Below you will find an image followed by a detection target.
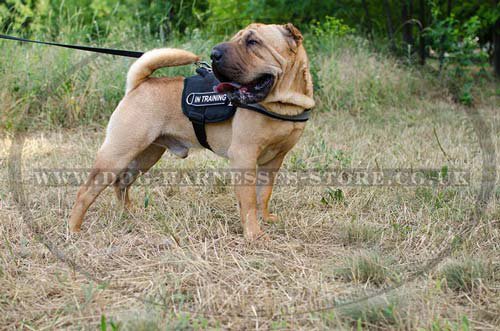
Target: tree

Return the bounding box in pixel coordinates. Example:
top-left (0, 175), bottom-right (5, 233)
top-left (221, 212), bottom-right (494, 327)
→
top-left (418, 0), bottom-right (426, 65)
top-left (494, 0), bottom-right (500, 77)
top-left (361, 0), bottom-right (373, 40)
top-left (402, 0), bottom-right (414, 46)
top-left (382, 0), bottom-right (396, 51)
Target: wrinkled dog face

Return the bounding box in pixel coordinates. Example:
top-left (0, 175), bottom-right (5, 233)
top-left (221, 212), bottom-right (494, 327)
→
top-left (211, 23), bottom-right (303, 104)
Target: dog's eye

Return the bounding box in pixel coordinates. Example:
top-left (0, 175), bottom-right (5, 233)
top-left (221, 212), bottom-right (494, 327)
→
top-left (246, 39), bottom-right (259, 46)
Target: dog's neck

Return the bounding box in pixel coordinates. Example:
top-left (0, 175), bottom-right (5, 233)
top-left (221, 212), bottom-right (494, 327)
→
top-left (260, 46), bottom-right (315, 116)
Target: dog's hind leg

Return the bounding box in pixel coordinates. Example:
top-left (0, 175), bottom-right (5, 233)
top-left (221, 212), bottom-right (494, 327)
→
top-left (113, 135), bottom-right (189, 207)
top-left (69, 116), bottom-right (163, 233)
top-left (69, 149), bottom-right (138, 233)
top-left (113, 143), bottom-right (167, 208)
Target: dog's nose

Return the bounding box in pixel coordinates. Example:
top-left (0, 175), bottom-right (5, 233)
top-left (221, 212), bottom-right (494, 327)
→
top-left (210, 47), bottom-right (223, 62)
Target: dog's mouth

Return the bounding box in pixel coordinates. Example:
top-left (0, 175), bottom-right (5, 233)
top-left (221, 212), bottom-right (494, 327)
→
top-left (214, 74), bottom-right (275, 104)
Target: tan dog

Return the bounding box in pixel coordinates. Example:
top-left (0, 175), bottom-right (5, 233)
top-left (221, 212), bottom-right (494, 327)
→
top-left (69, 23), bottom-right (315, 240)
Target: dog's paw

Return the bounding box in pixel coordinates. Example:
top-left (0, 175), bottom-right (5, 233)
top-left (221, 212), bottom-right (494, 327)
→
top-left (124, 201), bottom-right (139, 213)
top-left (68, 225), bottom-right (82, 234)
top-left (245, 229), bottom-right (270, 241)
top-left (257, 232), bottom-right (270, 241)
top-left (263, 213), bottom-right (279, 223)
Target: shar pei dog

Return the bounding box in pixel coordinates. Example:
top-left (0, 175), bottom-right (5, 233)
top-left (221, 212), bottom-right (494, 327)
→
top-left (69, 23), bottom-right (315, 240)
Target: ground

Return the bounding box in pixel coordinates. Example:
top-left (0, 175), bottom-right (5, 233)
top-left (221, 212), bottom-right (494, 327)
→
top-left (1, 94), bottom-right (499, 329)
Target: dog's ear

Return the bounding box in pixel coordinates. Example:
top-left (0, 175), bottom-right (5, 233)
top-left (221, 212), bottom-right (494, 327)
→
top-left (283, 23), bottom-right (303, 48)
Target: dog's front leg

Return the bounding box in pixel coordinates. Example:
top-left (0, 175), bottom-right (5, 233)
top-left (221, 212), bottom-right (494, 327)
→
top-left (229, 147), bottom-right (263, 240)
top-left (257, 152), bottom-right (286, 223)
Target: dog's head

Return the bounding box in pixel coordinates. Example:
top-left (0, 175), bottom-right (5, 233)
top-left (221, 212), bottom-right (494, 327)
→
top-left (211, 23), bottom-right (314, 111)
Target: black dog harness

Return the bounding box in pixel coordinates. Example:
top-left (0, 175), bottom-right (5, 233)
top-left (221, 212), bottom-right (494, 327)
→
top-left (182, 65), bottom-right (311, 151)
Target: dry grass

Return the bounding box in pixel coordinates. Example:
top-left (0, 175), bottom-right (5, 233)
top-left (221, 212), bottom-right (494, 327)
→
top-left (1, 103), bottom-right (499, 329)
top-left (1, 35), bottom-right (499, 330)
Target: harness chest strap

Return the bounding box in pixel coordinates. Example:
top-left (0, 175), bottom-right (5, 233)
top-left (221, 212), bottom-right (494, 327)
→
top-left (189, 112), bottom-right (214, 151)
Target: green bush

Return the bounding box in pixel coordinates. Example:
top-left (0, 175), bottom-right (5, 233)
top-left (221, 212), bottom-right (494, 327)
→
top-left (425, 4), bottom-right (490, 105)
top-left (311, 16), bottom-right (354, 38)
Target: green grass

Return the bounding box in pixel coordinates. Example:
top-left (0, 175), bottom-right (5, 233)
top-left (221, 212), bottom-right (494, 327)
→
top-left (439, 258), bottom-right (495, 293)
top-left (337, 251), bottom-right (398, 286)
top-left (337, 297), bottom-right (404, 329)
top-left (309, 35), bottom-right (427, 116)
top-left (340, 220), bottom-right (381, 246)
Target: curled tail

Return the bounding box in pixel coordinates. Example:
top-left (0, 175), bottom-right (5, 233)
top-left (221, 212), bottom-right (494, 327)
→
top-left (126, 48), bottom-right (199, 94)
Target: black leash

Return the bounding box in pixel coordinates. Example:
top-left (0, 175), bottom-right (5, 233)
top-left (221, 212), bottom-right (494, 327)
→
top-left (236, 103), bottom-right (311, 122)
top-left (0, 34), bottom-right (144, 58)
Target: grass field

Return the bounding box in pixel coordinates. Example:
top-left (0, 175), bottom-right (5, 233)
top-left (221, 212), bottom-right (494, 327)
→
top-left (1, 31), bottom-right (499, 329)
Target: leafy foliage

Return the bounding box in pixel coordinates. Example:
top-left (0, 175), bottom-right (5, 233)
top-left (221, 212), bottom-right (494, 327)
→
top-left (0, 0), bottom-right (208, 40)
top-left (311, 16), bottom-right (354, 38)
top-left (425, 4), bottom-right (490, 105)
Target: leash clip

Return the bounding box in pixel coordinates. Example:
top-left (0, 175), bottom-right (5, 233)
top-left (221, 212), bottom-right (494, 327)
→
top-left (194, 61), bottom-right (212, 72)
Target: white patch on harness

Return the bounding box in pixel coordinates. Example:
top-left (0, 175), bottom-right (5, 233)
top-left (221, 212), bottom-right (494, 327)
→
top-left (186, 92), bottom-right (232, 107)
